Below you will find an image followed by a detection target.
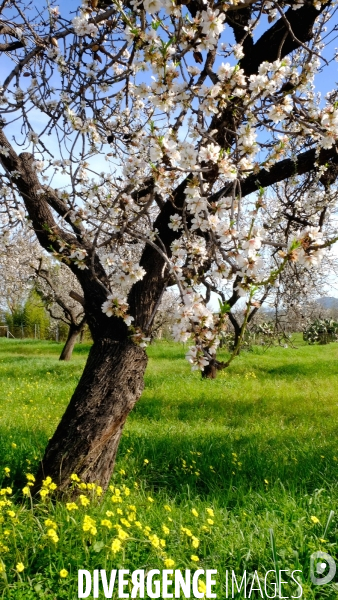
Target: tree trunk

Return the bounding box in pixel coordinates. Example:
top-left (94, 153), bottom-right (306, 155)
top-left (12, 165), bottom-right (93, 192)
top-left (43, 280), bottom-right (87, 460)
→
top-left (202, 360), bottom-right (217, 379)
top-left (34, 339), bottom-right (147, 494)
top-left (59, 323), bottom-right (83, 361)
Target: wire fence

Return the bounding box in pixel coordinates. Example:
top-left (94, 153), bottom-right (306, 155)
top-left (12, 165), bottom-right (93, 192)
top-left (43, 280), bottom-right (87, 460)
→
top-left (0, 324), bottom-right (91, 343)
top-left (0, 324), bottom-right (66, 341)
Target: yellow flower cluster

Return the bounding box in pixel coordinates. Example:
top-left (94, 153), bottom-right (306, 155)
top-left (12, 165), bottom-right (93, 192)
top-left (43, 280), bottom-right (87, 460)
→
top-left (83, 515), bottom-right (97, 536)
top-left (45, 518), bottom-right (59, 543)
top-left (70, 474), bottom-right (103, 496)
top-left (0, 469), bottom-right (222, 582)
top-left (39, 476), bottom-right (57, 499)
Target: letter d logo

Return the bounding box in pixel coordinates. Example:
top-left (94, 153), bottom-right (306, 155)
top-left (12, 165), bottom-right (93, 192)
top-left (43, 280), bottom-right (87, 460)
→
top-left (310, 551), bottom-right (336, 586)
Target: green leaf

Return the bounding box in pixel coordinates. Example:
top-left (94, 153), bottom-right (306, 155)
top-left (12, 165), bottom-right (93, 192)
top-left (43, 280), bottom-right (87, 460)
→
top-left (93, 540), bottom-right (105, 553)
top-left (218, 300), bottom-right (231, 315)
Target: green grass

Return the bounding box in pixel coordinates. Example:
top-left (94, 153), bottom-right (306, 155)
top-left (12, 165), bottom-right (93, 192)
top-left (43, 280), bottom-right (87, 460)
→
top-left (0, 338), bottom-right (338, 598)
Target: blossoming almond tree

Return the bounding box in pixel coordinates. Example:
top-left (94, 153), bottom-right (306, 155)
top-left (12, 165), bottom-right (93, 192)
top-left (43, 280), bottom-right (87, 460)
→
top-left (1, 0), bottom-right (338, 492)
top-left (0, 228), bottom-right (86, 358)
top-left (33, 258), bottom-right (87, 360)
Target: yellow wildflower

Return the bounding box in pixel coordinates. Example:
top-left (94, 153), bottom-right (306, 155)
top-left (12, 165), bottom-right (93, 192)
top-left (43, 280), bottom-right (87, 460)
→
top-left (70, 474), bottom-right (80, 483)
top-left (192, 508), bottom-right (199, 517)
top-left (59, 569), bottom-right (68, 578)
top-left (192, 536), bottom-right (200, 548)
top-left (191, 555), bottom-right (199, 562)
top-left (79, 495), bottom-right (90, 507)
top-left (162, 525), bottom-right (170, 535)
top-left (164, 505), bottom-right (171, 512)
top-left (120, 518), bottom-right (131, 528)
top-left (311, 516), bottom-right (320, 524)
top-left (66, 502), bottom-right (78, 511)
top-left (45, 519), bottom-right (57, 529)
top-left (83, 515), bottom-right (97, 535)
top-left (39, 489), bottom-right (49, 498)
top-left (101, 519), bottom-right (112, 529)
top-left (149, 534), bottom-right (160, 548)
top-left (16, 562), bottom-right (24, 572)
top-left (47, 529), bottom-right (59, 543)
top-left (198, 580), bottom-right (207, 596)
top-left (117, 528), bottom-right (128, 541)
top-left (206, 508), bottom-right (214, 517)
top-left (164, 558), bottom-right (175, 568)
top-left (111, 495), bottom-right (122, 503)
top-left (111, 538), bottom-right (122, 553)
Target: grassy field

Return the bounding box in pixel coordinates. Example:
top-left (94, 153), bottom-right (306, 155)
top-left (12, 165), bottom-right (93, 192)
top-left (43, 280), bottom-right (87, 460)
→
top-left (0, 337), bottom-right (338, 598)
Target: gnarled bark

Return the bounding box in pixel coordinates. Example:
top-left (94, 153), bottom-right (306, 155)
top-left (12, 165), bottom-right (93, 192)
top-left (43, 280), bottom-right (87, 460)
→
top-left (34, 339), bottom-right (147, 493)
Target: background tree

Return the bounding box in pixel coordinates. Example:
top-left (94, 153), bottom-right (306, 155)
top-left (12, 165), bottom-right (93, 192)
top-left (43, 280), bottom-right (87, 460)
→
top-left (1, 0), bottom-right (338, 492)
top-left (33, 260), bottom-right (87, 360)
top-left (0, 230), bottom-right (36, 318)
top-left (0, 228), bottom-right (86, 353)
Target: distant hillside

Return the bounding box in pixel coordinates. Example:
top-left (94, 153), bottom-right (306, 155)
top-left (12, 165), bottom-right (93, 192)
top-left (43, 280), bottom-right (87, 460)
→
top-left (317, 297), bottom-right (338, 309)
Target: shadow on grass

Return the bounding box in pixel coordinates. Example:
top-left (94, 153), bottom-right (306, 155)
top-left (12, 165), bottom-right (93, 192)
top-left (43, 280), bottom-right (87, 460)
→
top-left (2, 418), bottom-right (338, 508)
top-left (116, 426), bottom-right (338, 502)
top-left (262, 362), bottom-right (338, 378)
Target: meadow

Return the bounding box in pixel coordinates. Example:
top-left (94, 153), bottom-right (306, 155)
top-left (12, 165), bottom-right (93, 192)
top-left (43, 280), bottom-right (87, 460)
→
top-left (0, 337), bottom-right (337, 599)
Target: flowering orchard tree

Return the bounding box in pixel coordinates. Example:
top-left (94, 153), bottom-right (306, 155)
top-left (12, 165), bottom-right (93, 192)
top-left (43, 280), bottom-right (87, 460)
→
top-left (1, 0), bottom-right (338, 491)
top-left (0, 230), bottom-right (39, 316)
top-left (0, 228), bottom-right (85, 357)
top-left (33, 257), bottom-right (87, 360)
